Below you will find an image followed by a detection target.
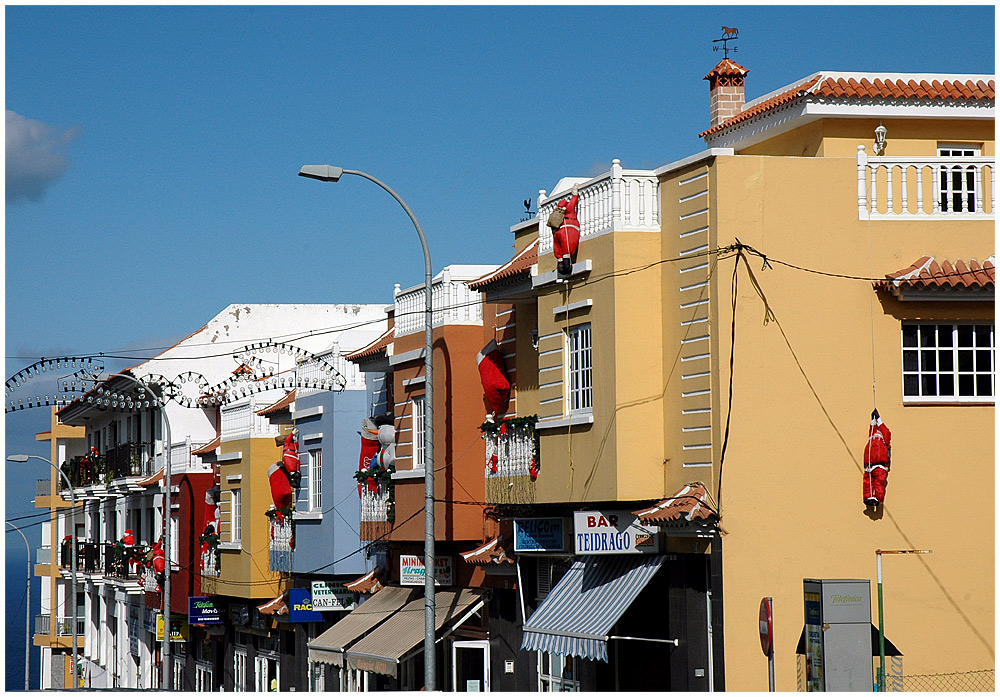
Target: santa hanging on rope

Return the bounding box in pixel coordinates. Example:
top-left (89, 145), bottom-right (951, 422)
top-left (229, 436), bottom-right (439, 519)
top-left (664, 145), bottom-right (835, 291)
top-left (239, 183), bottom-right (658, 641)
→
top-left (549, 183), bottom-right (580, 277)
top-left (863, 408), bottom-right (891, 506)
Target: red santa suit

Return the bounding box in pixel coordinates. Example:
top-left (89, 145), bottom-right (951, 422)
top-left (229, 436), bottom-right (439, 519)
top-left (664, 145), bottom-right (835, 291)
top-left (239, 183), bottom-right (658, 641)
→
top-left (863, 410), bottom-right (891, 506)
top-left (552, 193), bottom-right (580, 269)
top-left (282, 430), bottom-right (300, 488)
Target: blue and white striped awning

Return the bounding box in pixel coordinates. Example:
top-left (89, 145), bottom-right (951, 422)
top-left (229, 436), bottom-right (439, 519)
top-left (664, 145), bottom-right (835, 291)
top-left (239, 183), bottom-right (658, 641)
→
top-left (521, 554), bottom-right (666, 662)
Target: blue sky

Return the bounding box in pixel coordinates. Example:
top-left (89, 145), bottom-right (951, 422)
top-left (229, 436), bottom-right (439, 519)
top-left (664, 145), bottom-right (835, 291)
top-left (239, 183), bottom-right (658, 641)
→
top-left (4, 4), bottom-right (995, 537)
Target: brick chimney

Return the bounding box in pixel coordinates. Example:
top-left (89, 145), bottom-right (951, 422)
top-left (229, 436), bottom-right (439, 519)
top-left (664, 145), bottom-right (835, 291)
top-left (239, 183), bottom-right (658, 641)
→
top-left (705, 59), bottom-right (749, 129)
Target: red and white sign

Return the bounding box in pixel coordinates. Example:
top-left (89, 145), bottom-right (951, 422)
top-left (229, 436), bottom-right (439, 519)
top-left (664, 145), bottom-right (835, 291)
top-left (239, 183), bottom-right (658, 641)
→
top-left (759, 597), bottom-right (773, 656)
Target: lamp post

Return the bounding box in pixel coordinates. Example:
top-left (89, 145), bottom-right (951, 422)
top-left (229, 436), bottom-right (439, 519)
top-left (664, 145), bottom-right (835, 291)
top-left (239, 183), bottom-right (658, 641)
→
top-left (298, 164), bottom-right (437, 689)
top-left (8, 454), bottom-right (77, 690)
top-left (7, 520), bottom-right (32, 690)
top-left (93, 371), bottom-right (174, 689)
top-left (875, 549), bottom-right (931, 691)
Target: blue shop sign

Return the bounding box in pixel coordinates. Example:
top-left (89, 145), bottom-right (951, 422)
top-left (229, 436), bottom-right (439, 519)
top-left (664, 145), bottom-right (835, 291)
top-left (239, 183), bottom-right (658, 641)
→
top-left (288, 588), bottom-right (324, 622)
top-left (188, 596), bottom-right (224, 625)
top-left (514, 518), bottom-right (565, 552)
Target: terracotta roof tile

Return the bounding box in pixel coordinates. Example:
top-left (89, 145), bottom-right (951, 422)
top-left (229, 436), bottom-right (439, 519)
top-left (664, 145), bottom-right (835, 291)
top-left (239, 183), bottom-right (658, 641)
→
top-left (703, 58), bottom-right (749, 80)
top-left (344, 326), bottom-right (394, 362)
top-left (633, 482), bottom-right (719, 524)
top-left (874, 255), bottom-right (995, 292)
top-left (467, 239), bottom-right (539, 291)
top-left (137, 469), bottom-right (164, 487)
top-left (701, 72), bottom-right (995, 139)
top-left (345, 567), bottom-right (383, 595)
top-left (460, 536), bottom-right (514, 566)
top-left (192, 436), bottom-right (221, 456)
top-left (256, 390), bottom-right (295, 416)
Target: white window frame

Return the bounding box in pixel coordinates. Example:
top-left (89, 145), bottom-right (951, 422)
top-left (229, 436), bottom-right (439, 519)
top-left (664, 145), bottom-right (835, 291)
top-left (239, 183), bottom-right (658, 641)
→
top-left (412, 396), bottom-right (426, 470)
top-left (172, 652), bottom-right (185, 690)
top-left (938, 144), bottom-right (981, 213)
top-left (565, 323), bottom-right (593, 414)
top-left (310, 449), bottom-right (323, 511)
top-left (231, 488), bottom-right (242, 544)
top-left (537, 651), bottom-right (580, 692)
top-left (169, 517), bottom-right (179, 566)
top-left (234, 647), bottom-right (248, 692)
top-left (194, 661), bottom-right (213, 691)
top-left (902, 322), bottom-right (994, 403)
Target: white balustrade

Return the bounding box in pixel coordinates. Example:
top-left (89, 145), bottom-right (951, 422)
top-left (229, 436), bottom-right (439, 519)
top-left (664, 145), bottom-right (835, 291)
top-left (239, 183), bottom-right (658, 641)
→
top-left (394, 274), bottom-right (486, 337)
top-left (485, 423), bottom-right (536, 479)
top-left (538, 160), bottom-right (661, 255)
top-left (268, 515), bottom-right (294, 572)
top-left (857, 146), bottom-right (995, 220)
top-left (200, 547), bottom-right (220, 578)
top-left (360, 487), bottom-right (391, 522)
top-left (221, 400), bottom-right (279, 442)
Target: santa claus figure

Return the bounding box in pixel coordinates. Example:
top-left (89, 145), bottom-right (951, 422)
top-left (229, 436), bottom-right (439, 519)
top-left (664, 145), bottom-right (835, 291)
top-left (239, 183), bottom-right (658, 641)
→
top-left (551, 183), bottom-right (580, 276)
top-left (201, 485), bottom-right (221, 552)
top-left (477, 338), bottom-right (511, 417)
top-left (863, 409), bottom-right (891, 506)
top-left (268, 462), bottom-right (293, 520)
top-left (282, 429), bottom-right (301, 489)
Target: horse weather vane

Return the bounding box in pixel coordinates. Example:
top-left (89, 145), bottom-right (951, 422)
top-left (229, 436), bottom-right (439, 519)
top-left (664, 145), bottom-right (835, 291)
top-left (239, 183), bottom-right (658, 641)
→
top-left (713, 26), bottom-right (739, 60)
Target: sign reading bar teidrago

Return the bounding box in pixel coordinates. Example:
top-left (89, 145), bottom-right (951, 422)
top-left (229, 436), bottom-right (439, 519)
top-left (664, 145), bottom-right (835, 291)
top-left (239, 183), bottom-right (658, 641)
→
top-left (573, 510), bottom-right (661, 555)
top-left (310, 581), bottom-right (356, 612)
top-left (188, 596), bottom-right (224, 625)
top-left (400, 555), bottom-right (454, 586)
top-left (288, 588), bottom-right (324, 622)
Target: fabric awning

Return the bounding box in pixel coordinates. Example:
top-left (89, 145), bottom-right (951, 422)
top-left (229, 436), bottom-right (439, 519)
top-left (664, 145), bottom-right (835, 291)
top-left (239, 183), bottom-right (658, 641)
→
top-left (521, 555), bottom-right (666, 662)
top-left (308, 586), bottom-right (419, 666)
top-left (344, 588), bottom-right (487, 677)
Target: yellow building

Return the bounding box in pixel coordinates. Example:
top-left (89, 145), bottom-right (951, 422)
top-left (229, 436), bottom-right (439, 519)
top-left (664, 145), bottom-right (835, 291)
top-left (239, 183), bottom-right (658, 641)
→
top-left (478, 61), bottom-right (993, 691)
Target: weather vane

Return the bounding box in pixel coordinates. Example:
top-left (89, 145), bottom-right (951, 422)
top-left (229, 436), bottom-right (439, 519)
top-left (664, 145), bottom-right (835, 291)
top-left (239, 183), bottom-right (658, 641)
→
top-left (713, 26), bottom-right (739, 60)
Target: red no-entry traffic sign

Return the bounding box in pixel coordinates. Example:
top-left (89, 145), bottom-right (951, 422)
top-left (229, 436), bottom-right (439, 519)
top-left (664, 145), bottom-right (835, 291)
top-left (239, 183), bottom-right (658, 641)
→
top-left (759, 597), bottom-right (773, 656)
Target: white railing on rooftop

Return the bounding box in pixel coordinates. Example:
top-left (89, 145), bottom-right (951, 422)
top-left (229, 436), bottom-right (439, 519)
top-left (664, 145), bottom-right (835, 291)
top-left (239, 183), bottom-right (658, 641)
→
top-left (299, 350), bottom-right (364, 392)
top-left (221, 400), bottom-right (279, 442)
top-left (538, 159), bottom-right (660, 255)
top-left (394, 272), bottom-right (485, 337)
top-left (857, 147), bottom-right (995, 220)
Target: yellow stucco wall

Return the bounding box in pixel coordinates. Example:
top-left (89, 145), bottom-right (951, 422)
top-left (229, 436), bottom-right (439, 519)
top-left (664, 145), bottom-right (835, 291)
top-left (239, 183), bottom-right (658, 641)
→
top-left (695, 140), bottom-right (994, 688)
top-left (215, 435), bottom-right (284, 599)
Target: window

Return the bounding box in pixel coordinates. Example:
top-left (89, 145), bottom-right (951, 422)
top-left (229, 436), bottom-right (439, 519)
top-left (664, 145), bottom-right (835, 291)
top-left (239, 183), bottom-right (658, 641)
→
top-left (938, 145), bottom-right (981, 213)
top-left (231, 489), bottom-right (242, 544)
top-left (537, 652), bottom-right (580, 692)
top-left (902, 323), bottom-right (994, 402)
top-left (169, 517), bottom-right (178, 565)
top-left (310, 449), bottom-right (322, 510)
top-left (566, 323), bottom-right (593, 413)
top-left (234, 648), bottom-right (248, 692)
top-left (195, 662), bottom-right (213, 691)
top-left (412, 396), bottom-right (426, 469)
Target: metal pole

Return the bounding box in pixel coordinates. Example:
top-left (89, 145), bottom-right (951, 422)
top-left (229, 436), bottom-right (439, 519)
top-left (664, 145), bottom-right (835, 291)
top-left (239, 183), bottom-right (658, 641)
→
top-left (340, 169), bottom-right (436, 690)
top-left (7, 521), bottom-right (32, 690)
top-left (876, 552), bottom-right (885, 692)
top-left (23, 456), bottom-right (77, 690)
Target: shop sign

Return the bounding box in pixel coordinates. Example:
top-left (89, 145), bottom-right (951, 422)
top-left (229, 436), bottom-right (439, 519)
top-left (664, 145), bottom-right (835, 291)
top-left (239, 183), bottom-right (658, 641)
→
top-left (400, 554), bottom-right (453, 586)
top-left (572, 510), bottom-right (661, 555)
top-left (156, 614), bottom-right (189, 642)
top-left (128, 605), bottom-right (141, 656)
top-left (310, 581), bottom-right (356, 611)
top-left (513, 518), bottom-right (565, 552)
top-left (188, 596), bottom-right (224, 625)
top-left (288, 588), bottom-right (324, 622)
top-left (143, 608), bottom-right (158, 634)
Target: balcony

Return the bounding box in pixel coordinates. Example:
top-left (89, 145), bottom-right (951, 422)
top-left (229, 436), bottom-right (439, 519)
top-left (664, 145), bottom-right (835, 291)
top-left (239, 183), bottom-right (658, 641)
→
top-left (393, 269), bottom-right (489, 337)
top-left (360, 487), bottom-right (392, 541)
top-left (268, 514), bottom-right (294, 573)
top-left (36, 546), bottom-right (51, 565)
top-left (221, 401), bottom-right (279, 442)
top-left (35, 614), bottom-right (85, 637)
top-left (58, 441), bottom-right (156, 490)
top-left (36, 479), bottom-right (50, 497)
top-left (484, 418), bottom-right (539, 505)
top-left (200, 545), bottom-right (220, 579)
top-left (59, 539), bottom-right (148, 584)
top-left (537, 160), bottom-right (660, 256)
top-left (857, 148), bottom-right (994, 220)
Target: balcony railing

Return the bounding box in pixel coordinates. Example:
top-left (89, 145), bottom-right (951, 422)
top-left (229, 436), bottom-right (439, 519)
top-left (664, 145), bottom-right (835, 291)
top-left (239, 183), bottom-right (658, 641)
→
top-left (36, 546), bottom-right (51, 565)
top-left (394, 271), bottom-right (486, 337)
top-left (268, 516), bottom-right (294, 573)
top-left (35, 614), bottom-right (85, 637)
top-left (857, 148), bottom-right (995, 220)
top-left (59, 539), bottom-right (148, 579)
top-left (537, 160), bottom-right (660, 256)
top-left (200, 546), bottom-right (221, 579)
top-left (221, 401), bottom-right (279, 442)
top-left (36, 479), bottom-right (50, 497)
top-left (59, 441), bottom-right (156, 489)
top-left (484, 418), bottom-right (538, 505)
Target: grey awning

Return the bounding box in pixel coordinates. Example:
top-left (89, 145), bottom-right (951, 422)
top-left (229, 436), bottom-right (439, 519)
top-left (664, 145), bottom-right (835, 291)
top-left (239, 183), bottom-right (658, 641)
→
top-left (521, 555), bottom-right (665, 662)
top-left (344, 588), bottom-right (487, 677)
top-left (307, 586), bottom-right (419, 666)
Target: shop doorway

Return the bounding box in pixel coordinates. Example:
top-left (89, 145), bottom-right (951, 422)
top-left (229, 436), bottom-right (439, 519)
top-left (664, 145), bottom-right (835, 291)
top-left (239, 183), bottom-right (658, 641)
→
top-left (452, 640), bottom-right (490, 692)
top-left (254, 654), bottom-right (279, 692)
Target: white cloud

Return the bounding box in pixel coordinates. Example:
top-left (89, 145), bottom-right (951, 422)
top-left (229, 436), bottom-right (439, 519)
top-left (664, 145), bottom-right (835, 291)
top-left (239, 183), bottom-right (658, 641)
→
top-left (5, 110), bottom-right (80, 202)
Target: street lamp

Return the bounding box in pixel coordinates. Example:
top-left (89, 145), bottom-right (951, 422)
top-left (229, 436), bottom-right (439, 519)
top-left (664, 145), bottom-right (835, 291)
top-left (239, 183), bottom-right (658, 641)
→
top-left (92, 371), bottom-right (174, 689)
top-left (9, 454), bottom-right (77, 690)
top-left (7, 520), bottom-right (32, 690)
top-left (299, 164), bottom-right (438, 690)
top-left (875, 548), bottom-right (931, 691)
